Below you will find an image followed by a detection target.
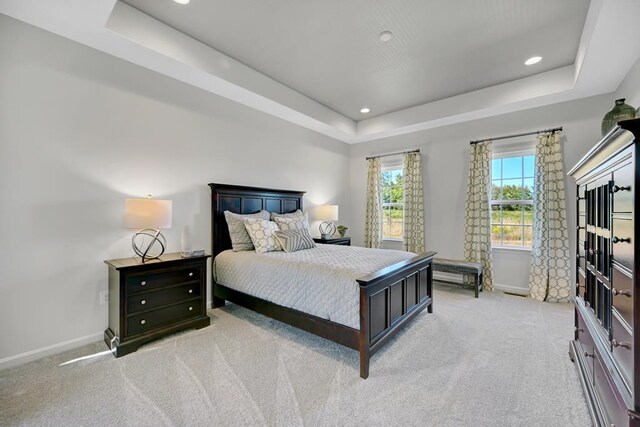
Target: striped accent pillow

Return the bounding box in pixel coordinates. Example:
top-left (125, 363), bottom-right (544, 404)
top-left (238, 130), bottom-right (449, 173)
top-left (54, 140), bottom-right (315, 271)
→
top-left (274, 228), bottom-right (316, 253)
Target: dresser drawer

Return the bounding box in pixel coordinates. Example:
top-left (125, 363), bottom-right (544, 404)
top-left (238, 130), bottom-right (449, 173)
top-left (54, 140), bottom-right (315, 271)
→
top-left (610, 314), bottom-right (633, 390)
top-left (611, 218), bottom-right (633, 270)
top-left (593, 349), bottom-right (628, 427)
top-left (576, 307), bottom-right (595, 381)
top-left (611, 266), bottom-right (633, 330)
top-left (612, 163), bottom-right (633, 213)
top-left (127, 283), bottom-right (201, 314)
top-left (126, 265), bottom-right (202, 294)
top-left (127, 300), bottom-right (202, 336)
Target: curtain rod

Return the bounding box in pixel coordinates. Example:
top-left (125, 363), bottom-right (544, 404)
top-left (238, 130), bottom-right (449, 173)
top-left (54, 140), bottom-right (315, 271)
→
top-left (366, 149), bottom-right (420, 160)
top-left (469, 126), bottom-right (563, 145)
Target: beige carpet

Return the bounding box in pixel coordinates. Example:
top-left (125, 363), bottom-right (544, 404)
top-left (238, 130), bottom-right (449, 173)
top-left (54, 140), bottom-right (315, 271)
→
top-left (1, 285), bottom-right (590, 426)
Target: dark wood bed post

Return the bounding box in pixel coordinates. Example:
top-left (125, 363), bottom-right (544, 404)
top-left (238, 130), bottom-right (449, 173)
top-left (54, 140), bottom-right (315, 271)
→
top-left (359, 289), bottom-right (371, 379)
top-left (209, 183), bottom-right (435, 378)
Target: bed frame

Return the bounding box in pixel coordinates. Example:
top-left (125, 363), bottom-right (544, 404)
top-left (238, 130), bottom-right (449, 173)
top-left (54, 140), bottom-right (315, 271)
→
top-left (209, 183), bottom-right (435, 378)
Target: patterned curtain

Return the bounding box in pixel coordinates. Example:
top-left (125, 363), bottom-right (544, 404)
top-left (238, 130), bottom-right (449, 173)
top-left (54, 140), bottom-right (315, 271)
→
top-left (529, 132), bottom-right (571, 302)
top-left (463, 142), bottom-right (494, 291)
top-left (403, 152), bottom-right (425, 253)
top-left (364, 158), bottom-right (383, 248)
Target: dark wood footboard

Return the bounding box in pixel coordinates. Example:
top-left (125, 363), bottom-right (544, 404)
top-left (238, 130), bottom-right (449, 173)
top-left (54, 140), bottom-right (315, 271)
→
top-left (212, 251), bottom-right (435, 379)
top-left (356, 251), bottom-right (435, 378)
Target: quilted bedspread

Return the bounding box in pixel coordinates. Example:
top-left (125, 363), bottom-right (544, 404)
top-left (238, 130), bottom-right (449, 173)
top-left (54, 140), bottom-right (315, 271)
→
top-left (213, 244), bottom-right (416, 329)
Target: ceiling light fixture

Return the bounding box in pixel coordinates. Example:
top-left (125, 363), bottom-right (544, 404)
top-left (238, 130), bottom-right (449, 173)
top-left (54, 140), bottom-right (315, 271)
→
top-left (378, 31), bottom-right (393, 42)
top-left (360, 107), bottom-right (370, 114)
top-left (174, 0), bottom-right (190, 4)
top-left (524, 56), bottom-right (542, 66)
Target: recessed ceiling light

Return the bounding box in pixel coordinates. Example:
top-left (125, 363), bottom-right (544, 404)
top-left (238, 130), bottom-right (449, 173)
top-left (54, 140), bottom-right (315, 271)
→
top-left (524, 56), bottom-right (542, 66)
top-left (379, 31), bottom-right (393, 42)
top-left (360, 107), bottom-right (370, 114)
top-left (174, 0), bottom-right (190, 4)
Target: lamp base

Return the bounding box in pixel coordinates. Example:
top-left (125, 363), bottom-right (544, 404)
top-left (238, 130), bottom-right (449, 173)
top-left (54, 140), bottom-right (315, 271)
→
top-left (319, 221), bottom-right (336, 239)
top-left (132, 228), bottom-right (167, 263)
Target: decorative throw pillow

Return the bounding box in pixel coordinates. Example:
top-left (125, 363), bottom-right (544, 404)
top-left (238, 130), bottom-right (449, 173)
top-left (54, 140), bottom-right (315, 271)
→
top-left (271, 210), bottom-right (310, 231)
top-left (243, 218), bottom-right (282, 253)
top-left (274, 228), bottom-right (316, 253)
top-left (224, 210), bottom-right (270, 251)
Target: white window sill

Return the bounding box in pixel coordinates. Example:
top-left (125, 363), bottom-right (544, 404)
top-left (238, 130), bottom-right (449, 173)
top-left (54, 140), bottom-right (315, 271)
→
top-left (492, 246), bottom-right (532, 252)
top-left (382, 238), bottom-right (403, 242)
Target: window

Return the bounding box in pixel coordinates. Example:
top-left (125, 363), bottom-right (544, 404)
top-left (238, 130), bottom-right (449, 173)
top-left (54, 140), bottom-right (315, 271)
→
top-left (491, 154), bottom-right (535, 247)
top-left (381, 167), bottom-right (404, 240)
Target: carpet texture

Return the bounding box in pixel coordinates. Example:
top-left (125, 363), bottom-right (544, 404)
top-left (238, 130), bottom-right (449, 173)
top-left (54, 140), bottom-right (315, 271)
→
top-left (0, 285), bottom-right (590, 426)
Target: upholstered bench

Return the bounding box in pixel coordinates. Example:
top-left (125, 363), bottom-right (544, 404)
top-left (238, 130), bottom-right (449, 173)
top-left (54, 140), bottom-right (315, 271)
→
top-left (432, 258), bottom-right (483, 298)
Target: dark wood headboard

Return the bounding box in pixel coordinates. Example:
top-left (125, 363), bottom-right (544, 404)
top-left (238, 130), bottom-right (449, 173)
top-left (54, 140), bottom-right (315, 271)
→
top-left (209, 183), bottom-right (305, 257)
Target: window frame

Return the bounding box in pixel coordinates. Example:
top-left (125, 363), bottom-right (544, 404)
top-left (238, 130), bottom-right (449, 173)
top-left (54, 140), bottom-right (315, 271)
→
top-left (490, 150), bottom-right (535, 250)
top-left (381, 164), bottom-right (404, 242)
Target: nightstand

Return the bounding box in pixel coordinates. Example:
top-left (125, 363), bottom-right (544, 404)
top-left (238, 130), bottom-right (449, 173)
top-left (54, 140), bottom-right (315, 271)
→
top-left (104, 253), bottom-right (211, 357)
top-left (313, 236), bottom-right (351, 246)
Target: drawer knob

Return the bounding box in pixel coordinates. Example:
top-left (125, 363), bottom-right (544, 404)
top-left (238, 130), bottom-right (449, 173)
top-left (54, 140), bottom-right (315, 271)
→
top-left (140, 319), bottom-right (146, 325)
top-left (189, 272), bottom-right (194, 277)
top-left (612, 288), bottom-right (632, 297)
top-left (612, 236), bottom-right (631, 244)
top-left (588, 248), bottom-right (600, 255)
top-left (612, 185), bottom-right (631, 193)
top-left (584, 351), bottom-right (594, 358)
top-left (574, 327), bottom-right (584, 333)
top-left (188, 289), bottom-right (193, 294)
top-left (141, 281), bottom-right (147, 286)
top-left (141, 299), bottom-right (146, 305)
top-left (612, 339), bottom-right (631, 350)
top-left (188, 306), bottom-right (193, 311)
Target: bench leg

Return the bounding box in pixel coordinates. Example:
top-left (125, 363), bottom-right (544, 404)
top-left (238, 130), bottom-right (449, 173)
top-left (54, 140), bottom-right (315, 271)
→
top-left (474, 273), bottom-right (479, 298)
top-left (479, 273), bottom-right (483, 293)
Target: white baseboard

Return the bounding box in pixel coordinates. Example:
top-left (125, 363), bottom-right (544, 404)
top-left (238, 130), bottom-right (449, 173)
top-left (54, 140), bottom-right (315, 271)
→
top-left (0, 331), bottom-right (103, 371)
top-left (493, 283), bottom-right (529, 296)
top-left (434, 273), bottom-right (529, 296)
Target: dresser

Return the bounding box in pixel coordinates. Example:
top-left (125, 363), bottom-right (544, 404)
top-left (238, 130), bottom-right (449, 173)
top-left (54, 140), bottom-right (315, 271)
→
top-left (104, 253), bottom-right (211, 357)
top-left (568, 118), bottom-right (640, 426)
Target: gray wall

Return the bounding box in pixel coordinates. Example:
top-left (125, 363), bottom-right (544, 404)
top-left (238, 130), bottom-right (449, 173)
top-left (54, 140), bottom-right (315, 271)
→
top-left (0, 15), bottom-right (351, 365)
top-left (349, 94), bottom-right (617, 293)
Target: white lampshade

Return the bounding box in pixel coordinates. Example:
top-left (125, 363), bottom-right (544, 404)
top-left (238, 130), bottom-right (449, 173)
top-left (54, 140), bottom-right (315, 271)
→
top-left (316, 205), bottom-right (339, 222)
top-left (124, 199), bottom-right (173, 229)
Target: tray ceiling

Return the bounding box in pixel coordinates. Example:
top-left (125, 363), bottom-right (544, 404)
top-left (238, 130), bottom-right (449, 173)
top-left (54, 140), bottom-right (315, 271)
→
top-left (2, 0), bottom-right (640, 143)
top-left (123, 0), bottom-right (590, 120)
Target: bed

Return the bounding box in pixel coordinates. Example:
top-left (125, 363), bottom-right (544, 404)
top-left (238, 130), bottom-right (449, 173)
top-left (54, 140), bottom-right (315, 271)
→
top-left (209, 183), bottom-right (435, 378)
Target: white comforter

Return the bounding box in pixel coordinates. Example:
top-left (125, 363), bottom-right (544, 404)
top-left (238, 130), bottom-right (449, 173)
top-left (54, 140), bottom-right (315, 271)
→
top-left (213, 244), bottom-right (416, 329)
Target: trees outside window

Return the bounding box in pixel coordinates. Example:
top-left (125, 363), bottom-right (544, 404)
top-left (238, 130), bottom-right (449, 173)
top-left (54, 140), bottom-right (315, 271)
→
top-left (491, 155), bottom-right (535, 247)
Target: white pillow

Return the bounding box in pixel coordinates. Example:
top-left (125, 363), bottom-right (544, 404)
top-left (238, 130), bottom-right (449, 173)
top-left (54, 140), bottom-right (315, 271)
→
top-left (224, 210), bottom-right (270, 251)
top-left (244, 218), bottom-right (283, 253)
top-left (271, 210), bottom-right (310, 231)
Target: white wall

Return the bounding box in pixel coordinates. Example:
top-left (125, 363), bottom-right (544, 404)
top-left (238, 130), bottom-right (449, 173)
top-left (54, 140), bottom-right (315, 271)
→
top-left (350, 94), bottom-right (617, 293)
top-left (0, 16), bottom-right (351, 366)
top-left (614, 56), bottom-right (640, 110)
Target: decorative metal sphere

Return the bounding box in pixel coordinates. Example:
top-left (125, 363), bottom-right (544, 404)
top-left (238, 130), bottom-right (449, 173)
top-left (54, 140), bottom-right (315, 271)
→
top-left (132, 228), bottom-right (166, 262)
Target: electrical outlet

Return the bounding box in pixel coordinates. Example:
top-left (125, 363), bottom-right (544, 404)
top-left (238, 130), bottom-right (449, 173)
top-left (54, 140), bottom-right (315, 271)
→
top-left (100, 291), bottom-right (109, 305)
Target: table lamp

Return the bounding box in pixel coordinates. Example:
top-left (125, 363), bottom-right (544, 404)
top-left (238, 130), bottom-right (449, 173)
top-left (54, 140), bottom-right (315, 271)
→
top-left (124, 197), bottom-right (173, 263)
top-left (317, 204), bottom-right (338, 239)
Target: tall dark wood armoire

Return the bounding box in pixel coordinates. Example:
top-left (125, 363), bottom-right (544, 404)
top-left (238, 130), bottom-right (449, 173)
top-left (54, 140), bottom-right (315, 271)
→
top-left (569, 118), bottom-right (640, 426)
